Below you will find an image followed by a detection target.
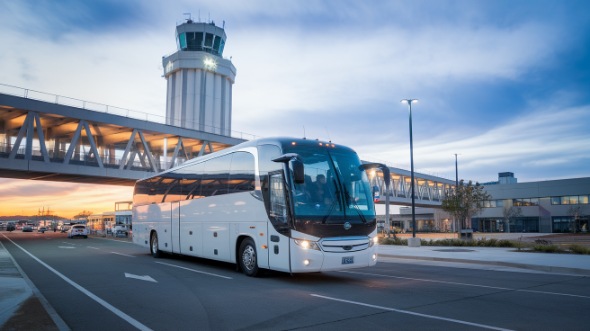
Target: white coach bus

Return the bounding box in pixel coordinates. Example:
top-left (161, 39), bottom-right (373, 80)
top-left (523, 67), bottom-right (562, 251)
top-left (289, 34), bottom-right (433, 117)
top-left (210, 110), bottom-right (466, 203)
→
top-left (132, 137), bottom-right (379, 276)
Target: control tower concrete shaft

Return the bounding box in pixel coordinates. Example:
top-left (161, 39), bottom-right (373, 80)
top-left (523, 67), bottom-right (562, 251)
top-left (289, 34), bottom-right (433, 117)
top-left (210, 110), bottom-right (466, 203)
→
top-left (162, 19), bottom-right (236, 135)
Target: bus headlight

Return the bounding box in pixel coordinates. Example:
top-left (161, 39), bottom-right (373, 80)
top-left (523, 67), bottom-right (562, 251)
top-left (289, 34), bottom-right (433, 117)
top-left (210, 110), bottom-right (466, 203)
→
top-left (368, 236), bottom-right (379, 247)
top-left (294, 239), bottom-right (320, 251)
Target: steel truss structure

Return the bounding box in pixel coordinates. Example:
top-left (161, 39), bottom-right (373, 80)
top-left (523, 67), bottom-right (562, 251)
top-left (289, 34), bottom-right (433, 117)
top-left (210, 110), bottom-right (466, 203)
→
top-left (368, 166), bottom-right (455, 207)
top-left (0, 92), bottom-right (244, 185)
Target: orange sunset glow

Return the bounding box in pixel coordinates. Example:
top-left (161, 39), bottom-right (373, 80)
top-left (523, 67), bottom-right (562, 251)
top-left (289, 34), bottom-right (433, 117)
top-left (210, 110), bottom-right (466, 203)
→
top-left (0, 178), bottom-right (133, 219)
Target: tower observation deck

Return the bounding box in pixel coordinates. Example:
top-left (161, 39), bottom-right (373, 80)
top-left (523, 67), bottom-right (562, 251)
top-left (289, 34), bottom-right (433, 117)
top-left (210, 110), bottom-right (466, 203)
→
top-left (162, 19), bottom-right (236, 135)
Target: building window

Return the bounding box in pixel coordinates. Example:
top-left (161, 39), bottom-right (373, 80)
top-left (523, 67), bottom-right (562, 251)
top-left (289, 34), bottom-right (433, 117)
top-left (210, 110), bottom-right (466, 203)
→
top-left (551, 195), bottom-right (589, 205)
top-left (513, 198), bottom-right (538, 207)
top-left (483, 200), bottom-right (504, 208)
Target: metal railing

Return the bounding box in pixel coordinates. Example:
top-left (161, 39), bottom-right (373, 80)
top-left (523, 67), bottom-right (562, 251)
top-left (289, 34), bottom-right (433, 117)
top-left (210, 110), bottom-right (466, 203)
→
top-left (0, 83), bottom-right (258, 140)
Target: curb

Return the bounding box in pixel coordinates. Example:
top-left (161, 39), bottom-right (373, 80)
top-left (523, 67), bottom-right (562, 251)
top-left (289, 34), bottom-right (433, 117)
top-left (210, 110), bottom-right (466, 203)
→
top-left (379, 253), bottom-right (590, 276)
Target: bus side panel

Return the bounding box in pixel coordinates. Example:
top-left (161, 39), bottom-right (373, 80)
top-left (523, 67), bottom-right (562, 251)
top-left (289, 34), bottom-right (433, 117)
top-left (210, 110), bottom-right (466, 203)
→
top-left (179, 199), bottom-right (203, 257)
top-left (155, 202), bottom-right (173, 253)
top-left (230, 192), bottom-right (271, 269)
top-left (178, 192), bottom-right (270, 265)
top-left (132, 202), bottom-right (173, 254)
top-left (132, 205), bottom-right (150, 248)
top-left (171, 202), bottom-right (181, 254)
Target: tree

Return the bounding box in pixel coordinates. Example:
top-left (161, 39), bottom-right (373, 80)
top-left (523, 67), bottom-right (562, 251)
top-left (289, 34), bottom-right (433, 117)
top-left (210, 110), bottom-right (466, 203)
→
top-left (502, 205), bottom-right (522, 233)
top-left (441, 180), bottom-right (491, 231)
top-left (567, 205), bottom-right (584, 233)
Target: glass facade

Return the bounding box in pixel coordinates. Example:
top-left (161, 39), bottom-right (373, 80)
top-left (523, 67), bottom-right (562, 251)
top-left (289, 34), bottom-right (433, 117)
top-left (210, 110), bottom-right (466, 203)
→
top-left (552, 216), bottom-right (589, 233)
top-left (513, 198), bottom-right (538, 206)
top-left (178, 32), bottom-right (225, 56)
top-left (551, 195), bottom-right (589, 205)
top-left (483, 200), bottom-right (504, 208)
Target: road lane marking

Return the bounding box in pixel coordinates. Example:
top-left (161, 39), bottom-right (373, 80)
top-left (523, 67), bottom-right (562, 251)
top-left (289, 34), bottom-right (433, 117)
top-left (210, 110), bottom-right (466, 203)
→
top-left (3, 235), bottom-right (153, 331)
top-left (125, 273), bottom-right (157, 283)
top-left (111, 252), bottom-right (136, 258)
top-left (339, 270), bottom-right (590, 300)
top-left (88, 246), bottom-right (100, 250)
top-left (58, 246), bottom-right (75, 249)
top-left (311, 294), bottom-right (514, 331)
top-left (155, 261), bottom-right (233, 279)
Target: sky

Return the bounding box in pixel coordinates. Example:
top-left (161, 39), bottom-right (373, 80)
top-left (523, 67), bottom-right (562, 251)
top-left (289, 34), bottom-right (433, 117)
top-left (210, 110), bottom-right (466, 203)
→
top-left (1, 0), bottom-right (589, 218)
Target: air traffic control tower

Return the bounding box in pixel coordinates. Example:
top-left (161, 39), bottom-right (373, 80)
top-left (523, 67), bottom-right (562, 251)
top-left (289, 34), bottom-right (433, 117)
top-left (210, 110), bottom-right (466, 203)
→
top-left (162, 19), bottom-right (236, 136)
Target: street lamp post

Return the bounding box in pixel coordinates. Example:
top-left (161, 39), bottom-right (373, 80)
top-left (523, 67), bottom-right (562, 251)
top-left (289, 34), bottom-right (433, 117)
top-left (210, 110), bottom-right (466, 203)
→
top-left (454, 153), bottom-right (459, 233)
top-left (401, 99), bottom-right (420, 247)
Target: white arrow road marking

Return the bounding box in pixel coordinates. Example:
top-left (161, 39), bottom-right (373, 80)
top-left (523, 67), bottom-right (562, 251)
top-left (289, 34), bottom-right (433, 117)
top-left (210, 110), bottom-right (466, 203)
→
top-left (124, 273), bottom-right (157, 283)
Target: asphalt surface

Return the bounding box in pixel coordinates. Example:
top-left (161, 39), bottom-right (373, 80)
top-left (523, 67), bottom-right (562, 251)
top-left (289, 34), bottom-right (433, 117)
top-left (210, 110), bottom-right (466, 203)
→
top-left (1, 232), bottom-right (590, 331)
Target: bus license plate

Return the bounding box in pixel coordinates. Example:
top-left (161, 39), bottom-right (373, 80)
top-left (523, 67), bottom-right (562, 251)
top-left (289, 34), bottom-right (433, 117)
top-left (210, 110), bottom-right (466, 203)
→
top-left (342, 256), bottom-right (354, 265)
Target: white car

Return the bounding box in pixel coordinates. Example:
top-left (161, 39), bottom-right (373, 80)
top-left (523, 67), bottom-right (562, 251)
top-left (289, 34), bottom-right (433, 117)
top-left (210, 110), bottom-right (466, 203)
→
top-left (68, 224), bottom-right (89, 238)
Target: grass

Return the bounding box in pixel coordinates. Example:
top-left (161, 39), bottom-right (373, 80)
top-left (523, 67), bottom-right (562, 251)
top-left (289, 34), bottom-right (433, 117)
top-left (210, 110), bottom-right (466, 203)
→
top-left (378, 236), bottom-right (590, 255)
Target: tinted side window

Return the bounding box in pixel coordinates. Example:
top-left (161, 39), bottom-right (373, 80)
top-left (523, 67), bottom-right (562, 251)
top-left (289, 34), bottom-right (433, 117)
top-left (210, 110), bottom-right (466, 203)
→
top-left (201, 154), bottom-right (232, 197)
top-left (229, 152), bottom-right (255, 192)
top-left (177, 162), bottom-right (205, 200)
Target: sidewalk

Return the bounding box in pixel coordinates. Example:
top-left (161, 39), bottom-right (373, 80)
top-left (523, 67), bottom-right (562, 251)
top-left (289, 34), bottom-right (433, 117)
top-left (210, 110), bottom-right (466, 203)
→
top-left (0, 239), bottom-right (66, 331)
top-left (377, 244), bottom-right (590, 276)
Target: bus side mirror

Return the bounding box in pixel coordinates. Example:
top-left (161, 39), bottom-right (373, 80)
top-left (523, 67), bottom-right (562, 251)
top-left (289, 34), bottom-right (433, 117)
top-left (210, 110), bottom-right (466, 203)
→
top-left (272, 153), bottom-right (305, 184)
top-left (292, 160), bottom-right (305, 184)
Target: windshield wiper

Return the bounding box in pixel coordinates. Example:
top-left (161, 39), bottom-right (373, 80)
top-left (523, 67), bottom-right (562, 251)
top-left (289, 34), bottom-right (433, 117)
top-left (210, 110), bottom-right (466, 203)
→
top-left (320, 180), bottom-right (342, 224)
top-left (344, 187), bottom-right (368, 224)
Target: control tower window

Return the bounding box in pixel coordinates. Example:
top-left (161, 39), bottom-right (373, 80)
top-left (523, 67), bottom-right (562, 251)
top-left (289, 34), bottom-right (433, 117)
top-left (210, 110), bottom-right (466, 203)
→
top-left (204, 33), bottom-right (214, 49)
top-left (213, 36), bottom-right (222, 55)
top-left (178, 33), bottom-right (187, 50)
top-left (187, 32), bottom-right (203, 51)
top-left (218, 39), bottom-right (225, 55)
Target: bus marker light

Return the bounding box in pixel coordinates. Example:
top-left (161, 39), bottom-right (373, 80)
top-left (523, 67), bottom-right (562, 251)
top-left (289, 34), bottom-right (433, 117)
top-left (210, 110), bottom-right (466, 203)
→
top-left (262, 245), bottom-right (268, 249)
top-left (303, 259), bottom-right (310, 266)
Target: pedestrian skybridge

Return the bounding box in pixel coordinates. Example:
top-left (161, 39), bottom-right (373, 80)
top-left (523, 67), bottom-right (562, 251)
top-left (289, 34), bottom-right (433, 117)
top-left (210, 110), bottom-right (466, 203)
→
top-left (0, 84), bottom-right (454, 206)
top-left (0, 85), bottom-right (248, 185)
top-left (366, 167), bottom-right (455, 207)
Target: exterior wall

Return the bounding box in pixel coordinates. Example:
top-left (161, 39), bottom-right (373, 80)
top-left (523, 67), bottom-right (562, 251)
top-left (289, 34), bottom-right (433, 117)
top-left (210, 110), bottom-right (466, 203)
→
top-left (163, 50), bottom-right (236, 136)
top-left (477, 177), bottom-right (590, 233)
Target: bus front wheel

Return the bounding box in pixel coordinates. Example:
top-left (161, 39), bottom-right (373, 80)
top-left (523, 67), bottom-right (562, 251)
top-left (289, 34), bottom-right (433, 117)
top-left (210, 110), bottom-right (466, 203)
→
top-left (239, 238), bottom-right (259, 277)
top-left (150, 232), bottom-right (161, 258)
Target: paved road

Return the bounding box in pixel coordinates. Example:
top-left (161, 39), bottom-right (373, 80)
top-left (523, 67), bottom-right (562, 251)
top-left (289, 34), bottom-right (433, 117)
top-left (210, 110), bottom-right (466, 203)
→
top-left (2, 231), bottom-right (590, 330)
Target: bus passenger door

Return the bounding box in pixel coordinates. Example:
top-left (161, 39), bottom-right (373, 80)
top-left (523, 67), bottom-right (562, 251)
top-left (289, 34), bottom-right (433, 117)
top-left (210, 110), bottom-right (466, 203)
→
top-left (267, 172), bottom-right (291, 273)
top-left (171, 201), bottom-right (181, 253)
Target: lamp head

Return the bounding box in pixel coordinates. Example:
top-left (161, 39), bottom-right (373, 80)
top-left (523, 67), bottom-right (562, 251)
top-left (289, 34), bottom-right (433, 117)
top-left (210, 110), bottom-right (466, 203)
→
top-left (400, 99), bottom-right (418, 105)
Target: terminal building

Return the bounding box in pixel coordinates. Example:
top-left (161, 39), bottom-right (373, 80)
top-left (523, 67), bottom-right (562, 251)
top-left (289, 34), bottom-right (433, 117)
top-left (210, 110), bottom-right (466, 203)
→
top-left (387, 172), bottom-right (590, 234)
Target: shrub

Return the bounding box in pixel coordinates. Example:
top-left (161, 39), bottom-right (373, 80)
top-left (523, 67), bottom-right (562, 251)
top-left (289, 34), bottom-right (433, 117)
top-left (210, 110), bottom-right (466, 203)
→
top-left (568, 244), bottom-right (590, 255)
top-left (531, 244), bottom-right (563, 253)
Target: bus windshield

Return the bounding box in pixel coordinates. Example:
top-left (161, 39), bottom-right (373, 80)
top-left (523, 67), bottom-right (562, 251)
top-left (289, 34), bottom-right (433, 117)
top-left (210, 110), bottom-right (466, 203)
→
top-left (286, 145), bottom-right (375, 231)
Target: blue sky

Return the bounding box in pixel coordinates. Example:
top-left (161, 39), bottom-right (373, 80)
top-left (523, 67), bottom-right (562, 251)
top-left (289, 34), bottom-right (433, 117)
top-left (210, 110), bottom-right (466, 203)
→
top-left (1, 0), bottom-right (589, 187)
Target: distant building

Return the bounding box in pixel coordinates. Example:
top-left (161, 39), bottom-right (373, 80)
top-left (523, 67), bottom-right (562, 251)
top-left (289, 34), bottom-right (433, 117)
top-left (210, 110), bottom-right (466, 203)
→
top-left (475, 173), bottom-right (589, 233)
top-left (86, 201), bottom-right (133, 235)
top-left (383, 173), bottom-right (589, 234)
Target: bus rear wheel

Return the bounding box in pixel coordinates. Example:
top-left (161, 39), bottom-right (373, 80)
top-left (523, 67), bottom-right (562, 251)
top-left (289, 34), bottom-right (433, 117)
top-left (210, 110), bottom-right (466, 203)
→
top-left (150, 232), bottom-right (161, 258)
top-left (239, 238), bottom-right (259, 277)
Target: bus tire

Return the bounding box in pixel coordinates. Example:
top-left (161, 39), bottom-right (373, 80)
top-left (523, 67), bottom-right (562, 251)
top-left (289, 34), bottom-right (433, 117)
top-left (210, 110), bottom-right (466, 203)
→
top-left (150, 232), bottom-right (161, 258)
top-left (239, 238), bottom-right (259, 277)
